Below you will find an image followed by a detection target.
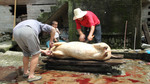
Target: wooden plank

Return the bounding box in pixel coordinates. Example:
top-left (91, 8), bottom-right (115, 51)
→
top-left (42, 58), bottom-right (124, 74)
top-left (45, 65), bottom-right (121, 74)
top-left (105, 59), bottom-right (125, 64)
top-left (124, 52), bottom-right (150, 61)
top-left (142, 22), bottom-right (150, 44)
top-left (111, 54), bottom-right (124, 59)
top-left (42, 58), bottom-right (125, 66)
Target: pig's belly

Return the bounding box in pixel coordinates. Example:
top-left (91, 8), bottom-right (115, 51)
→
top-left (55, 42), bottom-right (102, 60)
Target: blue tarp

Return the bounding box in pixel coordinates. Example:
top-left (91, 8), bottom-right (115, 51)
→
top-left (146, 50), bottom-right (150, 54)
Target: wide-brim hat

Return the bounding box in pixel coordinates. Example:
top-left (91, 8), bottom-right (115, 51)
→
top-left (73, 8), bottom-right (87, 20)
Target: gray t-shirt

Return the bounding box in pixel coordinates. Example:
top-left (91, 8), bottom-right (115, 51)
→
top-left (13, 19), bottom-right (52, 35)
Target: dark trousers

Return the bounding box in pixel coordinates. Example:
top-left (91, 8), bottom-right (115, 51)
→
top-left (84, 24), bottom-right (102, 43)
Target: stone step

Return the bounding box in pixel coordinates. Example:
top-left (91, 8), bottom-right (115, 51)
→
top-left (0, 40), bottom-right (12, 52)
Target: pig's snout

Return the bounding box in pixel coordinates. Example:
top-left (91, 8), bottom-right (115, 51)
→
top-left (104, 46), bottom-right (108, 50)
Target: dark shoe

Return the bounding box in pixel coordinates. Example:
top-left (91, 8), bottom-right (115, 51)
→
top-left (27, 76), bottom-right (42, 82)
top-left (22, 74), bottom-right (29, 78)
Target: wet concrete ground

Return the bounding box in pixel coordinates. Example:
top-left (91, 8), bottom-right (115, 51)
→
top-left (0, 51), bottom-right (150, 84)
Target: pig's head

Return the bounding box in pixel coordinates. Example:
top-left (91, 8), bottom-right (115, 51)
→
top-left (93, 42), bottom-right (112, 60)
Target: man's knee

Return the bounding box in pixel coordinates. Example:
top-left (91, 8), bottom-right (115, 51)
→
top-left (32, 53), bottom-right (40, 58)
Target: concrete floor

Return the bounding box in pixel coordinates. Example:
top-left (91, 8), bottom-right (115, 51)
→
top-left (0, 50), bottom-right (150, 84)
top-left (0, 51), bottom-right (23, 67)
top-left (0, 41), bottom-right (150, 84)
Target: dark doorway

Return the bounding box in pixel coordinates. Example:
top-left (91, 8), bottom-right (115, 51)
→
top-left (9, 5), bottom-right (27, 18)
top-left (9, 5), bottom-right (27, 24)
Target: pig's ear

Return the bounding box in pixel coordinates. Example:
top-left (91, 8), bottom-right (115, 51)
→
top-left (93, 44), bottom-right (102, 49)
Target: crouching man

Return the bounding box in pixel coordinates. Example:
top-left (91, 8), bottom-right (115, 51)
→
top-left (13, 19), bottom-right (55, 82)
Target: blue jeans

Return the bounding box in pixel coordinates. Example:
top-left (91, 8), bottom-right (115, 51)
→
top-left (84, 24), bottom-right (102, 43)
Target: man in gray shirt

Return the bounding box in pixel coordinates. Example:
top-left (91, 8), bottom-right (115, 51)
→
top-left (13, 19), bottom-right (55, 82)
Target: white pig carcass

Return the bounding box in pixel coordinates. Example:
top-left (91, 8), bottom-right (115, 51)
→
top-left (50, 42), bottom-right (112, 60)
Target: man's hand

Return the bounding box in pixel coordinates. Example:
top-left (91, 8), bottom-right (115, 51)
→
top-left (87, 26), bottom-right (95, 41)
top-left (54, 38), bottom-right (57, 42)
top-left (45, 50), bottom-right (52, 55)
top-left (41, 49), bottom-right (52, 56)
top-left (49, 41), bottom-right (54, 49)
top-left (87, 35), bottom-right (94, 41)
top-left (79, 34), bottom-right (85, 41)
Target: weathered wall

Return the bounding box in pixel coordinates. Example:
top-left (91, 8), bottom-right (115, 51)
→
top-left (0, 0), bottom-right (30, 5)
top-left (0, 0), bottom-right (57, 33)
top-left (68, 0), bottom-right (142, 49)
top-left (26, 0), bottom-right (57, 20)
top-left (0, 0), bottom-right (56, 5)
top-left (33, 0), bottom-right (57, 4)
top-left (142, 5), bottom-right (149, 22)
top-left (142, 0), bottom-right (150, 29)
top-left (0, 6), bottom-right (14, 32)
top-left (27, 5), bottom-right (53, 19)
